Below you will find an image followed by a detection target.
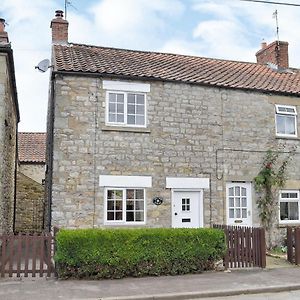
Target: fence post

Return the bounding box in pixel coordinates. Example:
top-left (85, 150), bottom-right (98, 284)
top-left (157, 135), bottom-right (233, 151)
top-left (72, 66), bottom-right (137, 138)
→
top-left (295, 228), bottom-right (300, 265)
top-left (287, 227), bottom-right (293, 263)
top-left (260, 228), bottom-right (266, 268)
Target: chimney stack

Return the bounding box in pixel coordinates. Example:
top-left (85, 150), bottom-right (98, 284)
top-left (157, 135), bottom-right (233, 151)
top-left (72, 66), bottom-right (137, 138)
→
top-left (50, 10), bottom-right (68, 44)
top-left (0, 18), bottom-right (9, 44)
top-left (255, 40), bottom-right (289, 69)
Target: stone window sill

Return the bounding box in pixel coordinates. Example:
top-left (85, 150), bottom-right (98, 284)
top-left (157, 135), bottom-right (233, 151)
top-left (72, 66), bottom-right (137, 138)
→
top-left (278, 223), bottom-right (300, 228)
top-left (101, 125), bottom-right (151, 133)
top-left (275, 136), bottom-right (300, 141)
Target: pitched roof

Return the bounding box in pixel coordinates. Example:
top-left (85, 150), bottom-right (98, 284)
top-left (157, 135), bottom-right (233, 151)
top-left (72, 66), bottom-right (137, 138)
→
top-left (53, 43), bottom-right (300, 96)
top-left (18, 132), bottom-right (46, 163)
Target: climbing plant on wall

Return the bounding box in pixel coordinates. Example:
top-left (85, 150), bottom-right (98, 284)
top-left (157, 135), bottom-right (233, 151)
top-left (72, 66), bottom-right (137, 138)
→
top-left (254, 148), bottom-right (296, 249)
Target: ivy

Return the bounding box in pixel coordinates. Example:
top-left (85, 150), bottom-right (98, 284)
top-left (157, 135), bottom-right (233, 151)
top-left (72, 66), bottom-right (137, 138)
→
top-left (254, 148), bottom-right (296, 249)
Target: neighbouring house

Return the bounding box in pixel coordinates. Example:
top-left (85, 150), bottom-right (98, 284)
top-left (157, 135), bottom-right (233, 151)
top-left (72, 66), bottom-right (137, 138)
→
top-left (15, 132), bottom-right (46, 233)
top-left (46, 11), bottom-right (300, 245)
top-left (0, 18), bottom-right (20, 234)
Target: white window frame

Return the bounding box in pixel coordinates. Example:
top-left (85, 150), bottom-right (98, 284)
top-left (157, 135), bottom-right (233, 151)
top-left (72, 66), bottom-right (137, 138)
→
top-left (105, 91), bottom-right (147, 128)
top-left (104, 187), bottom-right (146, 225)
top-left (275, 104), bottom-right (297, 138)
top-left (279, 190), bottom-right (300, 224)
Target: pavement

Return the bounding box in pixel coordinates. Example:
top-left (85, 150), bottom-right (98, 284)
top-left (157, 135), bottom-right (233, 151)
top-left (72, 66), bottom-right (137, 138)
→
top-left (1, 258), bottom-right (300, 300)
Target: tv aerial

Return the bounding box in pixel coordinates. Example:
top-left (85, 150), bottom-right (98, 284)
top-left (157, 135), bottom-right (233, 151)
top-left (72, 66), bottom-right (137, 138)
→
top-left (35, 59), bottom-right (51, 73)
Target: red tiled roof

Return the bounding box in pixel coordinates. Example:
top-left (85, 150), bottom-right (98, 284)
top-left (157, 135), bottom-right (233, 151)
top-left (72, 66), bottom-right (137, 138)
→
top-left (18, 132), bottom-right (46, 163)
top-left (53, 43), bottom-right (300, 96)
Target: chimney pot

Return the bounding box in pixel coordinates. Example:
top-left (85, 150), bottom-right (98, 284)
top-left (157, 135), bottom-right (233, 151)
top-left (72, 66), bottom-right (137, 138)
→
top-left (55, 10), bottom-right (64, 19)
top-left (261, 41), bottom-right (267, 49)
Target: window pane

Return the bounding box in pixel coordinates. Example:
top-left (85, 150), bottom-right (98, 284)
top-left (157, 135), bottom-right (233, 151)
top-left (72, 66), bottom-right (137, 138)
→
top-left (109, 103), bottom-right (116, 113)
top-left (235, 198), bottom-right (240, 207)
top-left (137, 94), bottom-right (144, 104)
top-left (107, 212), bottom-right (114, 220)
top-left (276, 115), bottom-right (285, 134)
top-left (241, 197), bottom-right (247, 207)
top-left (115, 200), bottom-right (122, 210)
top-left (286, 116), bottom-right (296, 135)
top-left (136, 116), bottom-right (145, 125)
top-left (117, 104), bottom-right (124, 113)
top-left (242, 209), bottom-right (247, 218)
top-left (241, 188), bottom-right (246, 196)
top-left (127, 115), bottom-right (135, 124)
top-left (126, 189), bottom-right (134, 199)
top-left (229, 197), bottom-right (234, 207)
top-left (109, 113), bottom-right (116, 123)
top-left (109, 93), bottom-right (116, 102)
top-left (136, 189), bottom-right (144, 199)
top-left (127, 94), bottom-right (135, 104)
top-left (135, 211), bottom-right (144, 222)
top-left (235, 187), bottom-right (240, 196)
top-left (289, 202), bottom-right (299, 220)
top-left (126, 200), bottom-right (134, 210)
top-left (107, 201), bottom-right (114, 210)
top-left (229, 187), bottom-right (234, 196)
top-left (126, 212), bottom-right (134, 222)
top-left (136, 201), bottom-right (144, 210)
top-left (127, 104), bottom-right (135, 114)
top-left (115, 190), bottom-right (123, 199)
top-left (280, 202), bottom-right (288, 220)
top-left (236, 209), bottom-right (241, 218)
top-left (136, 105), bottom-right (144, 115)
top-left (116, 212), bottom-right (122, 220)
top-left (117, 114), bottom-right (124, 123)
top-left (182, 205), bottom-right (186, 211)
top-left (107, 190), bottom-right (113, 200)
top-left (229, 209), bottom-right (234, 218)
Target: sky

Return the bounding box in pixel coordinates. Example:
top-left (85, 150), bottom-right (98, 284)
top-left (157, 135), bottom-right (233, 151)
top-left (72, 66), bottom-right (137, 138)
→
top-left (1, 0), bottom-right (300, 132)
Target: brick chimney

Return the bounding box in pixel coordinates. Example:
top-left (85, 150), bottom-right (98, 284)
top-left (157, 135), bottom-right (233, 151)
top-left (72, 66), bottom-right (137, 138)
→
top-left (0, 18), bottom-right (9, 44)
top-left (255, 40), bottom-right (289, 69)
top-left (50, 10), bottom-right (68, 44)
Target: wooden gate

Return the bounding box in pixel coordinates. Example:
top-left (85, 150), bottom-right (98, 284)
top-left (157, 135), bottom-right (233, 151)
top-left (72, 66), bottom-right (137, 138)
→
top-left (214, 225), bottom-right (266, 268)
top-left (0, 232), bottom-right (55, 277)
top-left (287, 227), bottom-right (300, 265)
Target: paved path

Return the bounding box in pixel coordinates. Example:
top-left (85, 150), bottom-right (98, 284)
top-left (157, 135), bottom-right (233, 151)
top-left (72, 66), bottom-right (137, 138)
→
top-left (1, 267), bottom-right (300, 300)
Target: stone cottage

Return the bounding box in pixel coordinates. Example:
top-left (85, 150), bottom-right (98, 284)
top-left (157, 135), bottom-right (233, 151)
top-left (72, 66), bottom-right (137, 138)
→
top-left (15, 132), bottom-right (46, 233)
top-left (46, 11), bottom-right (300, 244)
top-left (0, 18), bottom-right (20, 234)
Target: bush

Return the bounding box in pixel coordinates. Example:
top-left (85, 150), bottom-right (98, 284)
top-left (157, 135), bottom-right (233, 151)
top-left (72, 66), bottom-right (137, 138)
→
top-left (55, 228), bottom-right (226, 279)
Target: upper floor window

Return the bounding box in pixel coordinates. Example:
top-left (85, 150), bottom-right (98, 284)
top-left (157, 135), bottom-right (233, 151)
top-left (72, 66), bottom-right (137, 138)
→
top-left (106, 92), bottom-right (146, 127)
top-left (103, 80), bottom-right (150, 128)
top-left (275, 104), bottom-right (297, 137)
top-left (279, 190), bottom-right (300, 223)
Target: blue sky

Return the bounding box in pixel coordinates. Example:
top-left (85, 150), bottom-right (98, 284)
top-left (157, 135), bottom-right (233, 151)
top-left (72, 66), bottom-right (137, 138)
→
top-left (1, 0), bottom-right (300, 131)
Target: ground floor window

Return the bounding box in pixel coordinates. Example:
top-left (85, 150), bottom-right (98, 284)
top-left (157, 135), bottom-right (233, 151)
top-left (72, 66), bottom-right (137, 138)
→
top-left (105, 188), bottom-right (145, 223)
top-left (279, 190), bottom-right (300, 223)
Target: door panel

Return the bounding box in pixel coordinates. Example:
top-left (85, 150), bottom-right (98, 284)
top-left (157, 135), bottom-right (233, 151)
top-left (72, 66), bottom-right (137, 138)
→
top-left (226, 183), bottom-right (252, 226)
top-left (172, 191), bottom-right (203, 228)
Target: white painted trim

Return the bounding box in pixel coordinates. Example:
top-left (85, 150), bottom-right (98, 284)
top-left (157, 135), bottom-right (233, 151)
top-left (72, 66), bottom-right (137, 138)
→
top-left (166, 177), bottom-right (209, 189)
top-left (99, 175), bottom-right (152, 187)
top-left (103, 80), bottom-right (150, 93)
top-left (275, 104), bottom-right (298, 138)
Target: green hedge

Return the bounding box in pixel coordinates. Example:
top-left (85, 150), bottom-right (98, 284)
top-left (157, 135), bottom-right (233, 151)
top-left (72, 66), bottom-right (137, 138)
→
top-left (55, 228), bottom-right (226, 279)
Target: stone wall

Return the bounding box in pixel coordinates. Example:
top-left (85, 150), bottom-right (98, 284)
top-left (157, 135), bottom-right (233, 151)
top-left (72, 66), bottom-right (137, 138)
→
top-left (19, 163), bottom-right (45, 184)
top-left (15, 172), bottom-right (44, 233)
top-left (48, 75), bottom-right (300, 245)
top-left (0, 53), bottom-right (17, 234)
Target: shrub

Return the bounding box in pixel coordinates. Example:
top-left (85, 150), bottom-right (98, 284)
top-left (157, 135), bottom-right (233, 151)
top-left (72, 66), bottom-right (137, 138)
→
top-left (55, 228), bottom-right (226, 279)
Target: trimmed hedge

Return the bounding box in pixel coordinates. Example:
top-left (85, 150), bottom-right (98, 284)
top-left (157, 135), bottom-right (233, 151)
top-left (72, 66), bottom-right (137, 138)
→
top-left (55, 228), bottom-right (226, 279)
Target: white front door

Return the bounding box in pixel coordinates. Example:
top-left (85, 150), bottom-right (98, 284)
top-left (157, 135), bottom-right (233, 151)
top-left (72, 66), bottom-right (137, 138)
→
top-left (172, 191), bottom-right (203, 228)
top-left (226, 182), bottom-right (252, 226)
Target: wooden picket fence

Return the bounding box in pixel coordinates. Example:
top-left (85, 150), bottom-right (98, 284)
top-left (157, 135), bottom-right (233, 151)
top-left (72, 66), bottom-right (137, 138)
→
top-left (214, 225), bottom-right (266, 269)
top-left (287, 227), bottom-right (300, 265)
top-left (0, 232), bottom-right (55, 277)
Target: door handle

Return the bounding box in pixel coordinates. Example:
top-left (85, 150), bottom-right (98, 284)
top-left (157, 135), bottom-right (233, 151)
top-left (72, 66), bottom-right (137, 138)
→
top-left (175, 213), bottom-right (178, 216)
